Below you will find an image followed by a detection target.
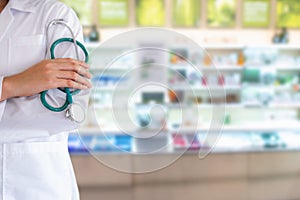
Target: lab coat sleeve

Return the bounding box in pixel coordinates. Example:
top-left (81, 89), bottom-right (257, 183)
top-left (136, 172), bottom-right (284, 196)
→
top-left (0, 3), bottom-right (90, 140)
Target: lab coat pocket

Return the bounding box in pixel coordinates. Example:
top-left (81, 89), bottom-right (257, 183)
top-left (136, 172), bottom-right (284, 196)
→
top-left (8, 34), bottom-right (45, 75)
top-left (3, 141), bottom-right (72, 200)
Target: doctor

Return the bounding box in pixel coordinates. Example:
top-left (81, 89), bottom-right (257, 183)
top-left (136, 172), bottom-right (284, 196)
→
top-left (0, 0), bottom-right (92, 199)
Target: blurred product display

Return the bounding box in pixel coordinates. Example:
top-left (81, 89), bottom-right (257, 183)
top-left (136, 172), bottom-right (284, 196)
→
top-left (172, 0), bottom-right (200, 27)
top-left (68, 134), bottom-right (132, 153)
top-left (69, 131), bottom-right (300, 154)
top-left (136, 0), bottom-right (165, 26)
top-left (83, 25), bottom-right (100, 42)
top-left (98, 0), bottom-right (129, 26)
top-left (272, 28), bottom-right (289, 44)
top-left (89, 25), bottom-right (100, 42)
top-left (77, 43), bottom-right (300, 156)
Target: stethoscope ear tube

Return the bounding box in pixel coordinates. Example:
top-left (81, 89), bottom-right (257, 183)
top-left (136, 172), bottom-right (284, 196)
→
top-left (40, 87), bottom-right (82, 112)
top-left (50, 38), bottom-right (89, 63)
top-left (40, 90), bottom-right (70, 112)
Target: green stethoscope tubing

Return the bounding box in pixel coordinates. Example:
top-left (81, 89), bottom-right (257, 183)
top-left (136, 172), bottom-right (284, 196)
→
top-left (40, 38), bottom-right (89, 112)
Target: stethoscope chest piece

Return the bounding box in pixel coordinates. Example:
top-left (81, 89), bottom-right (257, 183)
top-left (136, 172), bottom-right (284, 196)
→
top-left (66, 103), bottom-right (85, 123)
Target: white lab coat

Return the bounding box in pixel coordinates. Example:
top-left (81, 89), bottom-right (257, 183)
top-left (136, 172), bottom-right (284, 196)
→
top-left (0, 0), bottom-right (89, 199)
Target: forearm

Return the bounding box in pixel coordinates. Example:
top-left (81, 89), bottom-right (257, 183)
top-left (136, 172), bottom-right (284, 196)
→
top-left (0, 59), bottom-right (91, 103)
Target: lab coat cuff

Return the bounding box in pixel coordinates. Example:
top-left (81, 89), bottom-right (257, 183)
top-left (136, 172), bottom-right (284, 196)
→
top-left (0, 76), bottom-right (7, 122)
top-left (0, 76), bottom-right (3, 99)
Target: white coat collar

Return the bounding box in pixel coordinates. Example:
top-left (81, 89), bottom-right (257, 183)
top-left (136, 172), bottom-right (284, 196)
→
top-left (9, 0), bottom-right (36, 13)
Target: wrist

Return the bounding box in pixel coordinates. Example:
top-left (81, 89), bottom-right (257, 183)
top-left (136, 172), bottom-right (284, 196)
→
top-left (1, 76), bottom-right (17, 101)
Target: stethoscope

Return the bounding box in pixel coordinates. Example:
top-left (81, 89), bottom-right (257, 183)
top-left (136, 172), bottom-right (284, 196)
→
top-left (40, 19), bottom-right (89, 123)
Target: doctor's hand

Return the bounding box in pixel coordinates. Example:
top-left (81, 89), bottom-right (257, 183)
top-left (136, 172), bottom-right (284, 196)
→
top-left (1, 58), bottom-right (92, 101)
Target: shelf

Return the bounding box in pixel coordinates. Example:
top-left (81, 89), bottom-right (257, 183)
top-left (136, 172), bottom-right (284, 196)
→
top-left (92, 83), bottom-right (298, 94)
top-left (203, 44), bottom-right (300, 50)
top-left (274, 66), bottom-right (300, 71)
top-left (85, 43), bottom-right (245, 50)
top-left (196, 104), bottom-right (253, 109)
top-left (93, 104), bottom-right (134, 109)
top-left (69, 146), bottom-right (300, 155)
top-left (164, 103), bottom-right (300, 109)
top-left (75, 127), bottom-right (103, 135)
top-left (76, 127), bottom-right (133, 135)
top-left (229, 103), bottom-right (300, 109)
top-left (201, 65), bottom-right (243, 71)
top-left (76, 127), bottom-right (131, 135)
top-left (91, 67), bottom-right (130, 71)
top-left (170, 85), bottom-right (241, 91)
top-left (93, 86), bottom-right (130, 91)
top-left (268, 103), bottom-right (300, 108)
top-left (170, 122), bottom-right (300, 132)
top-left (78, 120), bottom-right (300, 134)
top-left (69, 129), bottom-right (300, 155)
top-left (166, 103), bottom-right (236, 109)
top-left (85, 42), bottom-right (100, 49)
top-left (91, 65), bottom-right (300, 71)
top-left (86, 44), bottom-right (300, 51)
top-left (92, 103), bottom-right (300, 110)
top-left (202, 44), bottom-right (245, 50)
top-left (85, 43), bottom-right (132, 50)
top-left (273, 86), bottom-right (295, 91)
top-left (242, 85), bottom-right (296, 91)
top-left (85, 43), bottom-right (300, 51)
top-left (245, 44), bottom-right (300, 50)
top-left (244, 65), bottom-right (300, 71)
top-left (169, 65), bottom-right (243, 72)
top-left (221, 122), bottom-right (300, 132)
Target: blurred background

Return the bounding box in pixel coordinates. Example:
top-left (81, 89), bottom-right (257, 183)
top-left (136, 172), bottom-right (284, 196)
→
top-left (60, 0), bottom-right (300, 199)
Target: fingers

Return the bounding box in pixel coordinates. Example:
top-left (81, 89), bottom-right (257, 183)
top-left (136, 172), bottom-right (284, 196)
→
top-left (50, 59), bottom-right (92, 79)
top-left (45, 58), bottom-right (93, 89)
top-left (54, 58), bottom-right (89, 69)
top-left (56, 71), bottom-right (92, 88)
top-left (63, 65), bottom-right (92, 79)
top-left (55, 79), bottom-right (90, 90)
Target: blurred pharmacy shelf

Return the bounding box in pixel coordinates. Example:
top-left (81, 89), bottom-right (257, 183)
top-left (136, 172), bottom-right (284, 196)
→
top-left (82, 43), bottom-right (300, 155)
top-left (86, 43), bottom-right (300, 51)
top-left (68, 130), bottom-right (300, 155)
